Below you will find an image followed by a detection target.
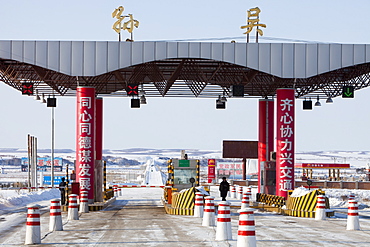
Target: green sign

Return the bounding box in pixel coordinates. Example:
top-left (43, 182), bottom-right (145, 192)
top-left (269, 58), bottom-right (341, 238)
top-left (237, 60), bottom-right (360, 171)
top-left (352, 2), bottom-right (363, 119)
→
top-left (179, 160), bottom-right (190, 167)
top-left (342, 86), bottom-right (354, 98)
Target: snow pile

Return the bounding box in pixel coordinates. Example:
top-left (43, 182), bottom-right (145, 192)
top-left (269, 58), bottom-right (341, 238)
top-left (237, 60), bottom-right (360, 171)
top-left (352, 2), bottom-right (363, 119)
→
top-left (288, 187), bottom-right (370, 209)
top-left (289, 186), bottom-right (311, 197)
top-left (324, 188), bottom-right (370, 209)
top-left (0, 188), bottom-right (60, 210)
top-left (195, 186), bottom-right (210, 196)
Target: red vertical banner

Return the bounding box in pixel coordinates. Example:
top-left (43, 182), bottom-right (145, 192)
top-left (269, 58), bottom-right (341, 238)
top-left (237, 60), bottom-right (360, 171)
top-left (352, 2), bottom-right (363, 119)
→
top-left (258, 99), bottom-right (274, 193)
top-left (276, 89), bottom-right (295, 198)
top-left (208, 159), bottom-right (216, 183)
top-left (76, 87), bottom-right (95, 201)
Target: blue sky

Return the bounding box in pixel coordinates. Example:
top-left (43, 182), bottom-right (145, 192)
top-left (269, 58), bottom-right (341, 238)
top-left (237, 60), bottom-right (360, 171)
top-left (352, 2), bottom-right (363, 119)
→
top-left (1, 0), bottom-right (370, 151)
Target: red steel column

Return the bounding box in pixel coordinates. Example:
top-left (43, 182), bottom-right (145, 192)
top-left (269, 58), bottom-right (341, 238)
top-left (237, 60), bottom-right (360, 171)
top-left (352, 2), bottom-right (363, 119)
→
top-left (76, 87), bottom-right (95, 202)
top-left (258, 99), bottom-right (274, 193)
top-left (276, 89), bottom-right (295, 198)
top-left (95, 97), bottom-right (103, 202)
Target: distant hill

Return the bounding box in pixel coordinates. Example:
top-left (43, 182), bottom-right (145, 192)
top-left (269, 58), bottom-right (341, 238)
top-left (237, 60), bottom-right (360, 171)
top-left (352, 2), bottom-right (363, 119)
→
top-left (0, 148), bottom-right (369, 168)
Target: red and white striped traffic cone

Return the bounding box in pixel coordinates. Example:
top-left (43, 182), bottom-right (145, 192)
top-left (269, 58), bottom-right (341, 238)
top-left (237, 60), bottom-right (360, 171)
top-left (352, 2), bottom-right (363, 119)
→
top-left (348, 193), bottom-right (355, 201)
top-left (194, 192), bottom-right (204, 218)
top-left (347, 199), bottom-right (360, 230)
top-left (49, 199), bottom-right (63, 231)
top-left (216, 201), bottom-right (232, 240)
top-left (113, 185), bottom-right (118, 197)
top-left (202, 196), bottom-right (216, 227)
top-left (237, 208), bottom-right (256, 247)
top-left (25, 204), bottom-right (41, 245)
top-left (79, 191), bottom-right (89, 213)
top-left (238, 186), bottom-right (244, 200)
top-left (67, 194), bottom-right (79, 220)
top-left (230, 186), bottom-right (236, 198)
top-left (246, 186), bottom-right (252, 203)
top-left (315, 195), bottom-right (326, 220)
top-left (241, 192), bottom-right (250, 210)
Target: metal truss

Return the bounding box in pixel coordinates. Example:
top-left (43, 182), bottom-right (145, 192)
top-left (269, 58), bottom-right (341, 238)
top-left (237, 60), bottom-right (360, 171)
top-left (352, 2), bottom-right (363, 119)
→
top-left (1, 58), bottom-right (370, 100)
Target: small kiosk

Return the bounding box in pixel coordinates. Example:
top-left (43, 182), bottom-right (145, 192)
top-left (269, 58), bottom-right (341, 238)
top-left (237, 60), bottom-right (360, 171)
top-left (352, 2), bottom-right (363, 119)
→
top-left (171, 159), bottom-right (200, 191)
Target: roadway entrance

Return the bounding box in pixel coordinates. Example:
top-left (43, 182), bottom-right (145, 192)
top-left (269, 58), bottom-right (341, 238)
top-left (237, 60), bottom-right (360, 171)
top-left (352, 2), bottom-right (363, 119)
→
top-left (1, 40), bottom-right (370, 199)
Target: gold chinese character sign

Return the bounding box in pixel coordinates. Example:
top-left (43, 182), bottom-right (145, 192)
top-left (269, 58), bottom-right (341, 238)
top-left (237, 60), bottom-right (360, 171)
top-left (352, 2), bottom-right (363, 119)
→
top-left (240, 7), bottom-right (266, 43)
top-left (112, 6), bottom-right (125, 34)
top-left (112, 6), bottom-right (140, 41)
top-left (123, 14), bottom-right (139, 34)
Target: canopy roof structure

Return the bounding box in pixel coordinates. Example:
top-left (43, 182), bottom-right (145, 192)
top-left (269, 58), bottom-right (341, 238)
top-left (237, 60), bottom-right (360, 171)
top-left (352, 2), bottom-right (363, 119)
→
top-left (1, 40), bottom-right (370, 99)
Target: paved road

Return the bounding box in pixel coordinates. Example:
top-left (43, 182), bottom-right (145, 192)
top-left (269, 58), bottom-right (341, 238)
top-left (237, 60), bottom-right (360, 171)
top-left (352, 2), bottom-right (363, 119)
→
top-left (1, 187), bottom-right (370, 246)
top-left (0, 188), bottom-right (225, 247)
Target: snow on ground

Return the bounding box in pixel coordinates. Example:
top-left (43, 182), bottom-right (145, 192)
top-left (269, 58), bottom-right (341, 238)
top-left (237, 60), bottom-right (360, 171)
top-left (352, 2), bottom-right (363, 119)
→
top-left (3, 186), bottom-right (370, 246)
top-left (277, 185), bottom-right (370, 209)
top-left (324, 188), bottom-right (370, 209)
top-left (0, 188), bottom-right (60, 211)
top-left (289, 186), bottom-right (312, 197)
top-left (0, 188), bottom-right (61, 235)
top-left (1, 185), bottom-right (370, 214)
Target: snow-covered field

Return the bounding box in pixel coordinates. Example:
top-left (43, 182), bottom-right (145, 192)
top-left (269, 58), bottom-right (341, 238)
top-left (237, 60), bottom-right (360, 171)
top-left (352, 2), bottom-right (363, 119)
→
top-left (1, 148), bottom-right (370, 167)
top-left (2, 149), bottom-right (370, 186)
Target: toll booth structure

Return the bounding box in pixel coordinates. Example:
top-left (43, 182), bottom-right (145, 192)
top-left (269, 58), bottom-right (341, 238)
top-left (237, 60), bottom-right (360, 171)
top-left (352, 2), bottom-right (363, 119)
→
top-left (2, 40), bottom-right (370, 203)
top-left (170, 159), bottom-right (200, 191)
top-left (165, 159), bottom-right (199, 205)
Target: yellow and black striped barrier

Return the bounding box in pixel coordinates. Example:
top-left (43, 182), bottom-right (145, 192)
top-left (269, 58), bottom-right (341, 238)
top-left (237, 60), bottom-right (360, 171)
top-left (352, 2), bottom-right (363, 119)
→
top-left (256, 193), bottom-right (285, 207)
top-left (167, 160), bottom-right (174, 186)
top-left (61, 204), bottom-right (104, 212)
top-left (103, 160), bottom-right (107, 195)
top-left (256, 190), bottom-right (332, 218)
top-left (163, 187), bottom-right (195, 215)
top-left (285, 189), bottom-right (328, 218)
top-left (256, 193), bottom-right (285, 213)
top-left (104, 188), bottom-right (114, 201)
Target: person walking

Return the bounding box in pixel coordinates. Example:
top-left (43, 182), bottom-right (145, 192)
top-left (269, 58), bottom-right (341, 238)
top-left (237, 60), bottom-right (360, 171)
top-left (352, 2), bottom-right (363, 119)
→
top-left (219, 177), bottom-right (230, 201)
top-left (59, 177), bottom-right (66, 205)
